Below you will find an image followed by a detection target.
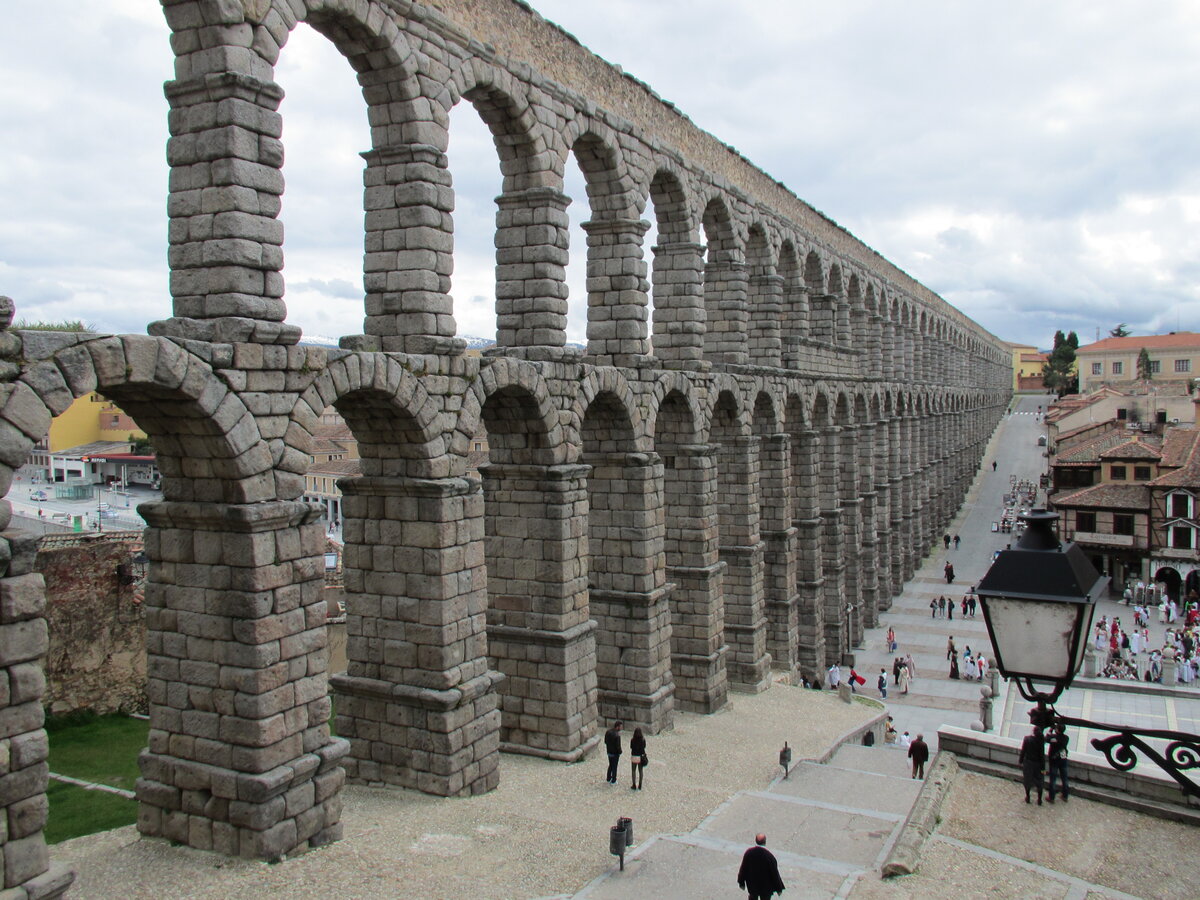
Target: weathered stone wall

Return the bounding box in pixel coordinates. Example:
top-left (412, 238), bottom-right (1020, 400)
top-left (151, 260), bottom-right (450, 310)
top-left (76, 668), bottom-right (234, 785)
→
top-left (0, 0), bottom-right (1014, 892)
top-left (38, 534), bottom-right (147, 716)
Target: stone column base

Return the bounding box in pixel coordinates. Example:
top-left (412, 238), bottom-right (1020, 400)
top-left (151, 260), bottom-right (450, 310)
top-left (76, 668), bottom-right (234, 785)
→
top-left (137, 738), bottom-right (348, 861)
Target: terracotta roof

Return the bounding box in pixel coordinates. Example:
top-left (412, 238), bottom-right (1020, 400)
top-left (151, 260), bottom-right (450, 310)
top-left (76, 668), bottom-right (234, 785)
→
top-left (307, 458), bottom-right (362, 477)
top-left (1076, 332), bottom-right (1200, 354)
top-left (1052, 483), bottom-right (1149, 510)
top-left (1056, 429), bottom-right (1147, 465)
top-left (1099, 439), bottom-right (1162, 461)
top-left (1148, 429), bottom-right (1200, 487)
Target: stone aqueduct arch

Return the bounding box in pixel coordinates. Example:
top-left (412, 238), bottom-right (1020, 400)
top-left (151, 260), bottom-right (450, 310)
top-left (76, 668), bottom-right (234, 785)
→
top-left (0, 0), bottom-right (1012, 891)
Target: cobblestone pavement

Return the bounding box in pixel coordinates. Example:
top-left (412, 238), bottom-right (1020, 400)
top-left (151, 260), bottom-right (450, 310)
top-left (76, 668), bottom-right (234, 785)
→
top-left (53, 677), bottom-right (876, 899)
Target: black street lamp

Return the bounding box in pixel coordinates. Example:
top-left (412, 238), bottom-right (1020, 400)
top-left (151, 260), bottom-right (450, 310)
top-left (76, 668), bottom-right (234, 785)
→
top-left (977, 509), bottom-right (1200, 799)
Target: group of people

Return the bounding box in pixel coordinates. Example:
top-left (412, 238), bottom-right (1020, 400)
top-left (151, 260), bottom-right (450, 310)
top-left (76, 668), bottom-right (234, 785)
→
top-left (1018, 722), bottom-right (1070, 805)
top-left (603, 721), bottom-right (648, 790)
top-left (945, 638), bottom-right (988, 682)
top-left (929, 593), bottom-right (978, 619)
top-left (880, 655), bottom-right (917, 699)
top-left (1093, 612), bottom-right (1200, 686)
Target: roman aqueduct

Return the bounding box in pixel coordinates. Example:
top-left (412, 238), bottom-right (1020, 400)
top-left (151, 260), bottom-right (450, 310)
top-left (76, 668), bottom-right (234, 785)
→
top-left (0, 0), bottom-right (1011, 891)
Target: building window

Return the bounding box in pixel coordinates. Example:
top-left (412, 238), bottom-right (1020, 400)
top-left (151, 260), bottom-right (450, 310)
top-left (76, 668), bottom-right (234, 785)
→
top-left (1171, 494), bottom-right (1193, 519)
top-left (1176, 359), bottom-right (1191, 373)
top-left (1171, 525), bottom-right (1194, 550)
top-left (1112, 361), bottom-right (1124, 375)
top-left (1134, 466), bottom-right (1152, 480)
top-left (1091, 362), bottom-right (1102, 375)
top-left (1110, 465), bottom-right (1127, 480)
top-left (1076, 511), bottom-right (1096, 532)
top-left (1149, 360), bottom-right (1161, 374)
top-left (1113, 514), bottom-right (1134, 536)
top-left (1116, 408), bottom-right (1127, 420)
top-left (474, 442), bottom-right (483, 451)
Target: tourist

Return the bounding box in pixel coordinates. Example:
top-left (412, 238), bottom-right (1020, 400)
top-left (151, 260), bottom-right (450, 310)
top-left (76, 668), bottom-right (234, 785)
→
top-left (943, 533), bottom-right (951, 549)
top-left (604, 720), bottom-right (623, 784)
top-left (1046, 723), bottom-right (1069, 803)
top-left (899, 661), bottom-right (911, 695)
top-left (953, 534), bottom-right (961, 549)
top-left (905, 653), bottom-right (918, 679)
top-left (930, 597), bottom-right (938, 618)
top-left (878, 668), bottom-right (888, 700)
top-left (947, 636), bottom-right (956, 661)
top-left (949, 652), bottom-right (960, 680)
top-left (884, 717), bottom-right (897, 743)
top-left (908, 733), bottom-right (929, 779)
top-left (944, 561), bottom-right (955, 584)
top-left (629, 727), bottom-right (647, 790)
top-left (737, 834), bottom-right (786, 900)
top-left (1019, 726), bottom-right (1046, 805)
top-left (939, 595), bottom-right (947, 617)
top-left (968, 594), bottom-right (977, 617)
top-left (899, 730), bottom-right (912, 749)
top-left (886, 625), bottom-right (896, 653)
top-left (827, 662), bottom-right (841, 690)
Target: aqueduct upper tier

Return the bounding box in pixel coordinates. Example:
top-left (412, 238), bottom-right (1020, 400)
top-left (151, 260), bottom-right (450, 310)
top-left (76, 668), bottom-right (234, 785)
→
top-left (0, 0), bottom-right (1011, 890)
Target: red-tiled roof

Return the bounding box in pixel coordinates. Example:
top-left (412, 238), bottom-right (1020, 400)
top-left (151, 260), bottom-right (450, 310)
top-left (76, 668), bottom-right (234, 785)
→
top-left (1077, 333), bottom-right (1200, 354)
top-left (1052, 483), bottom-right (1149, 510)
top-left (1099, 439), bottom-right (1162, 461)
top-left (1148, 429), bottom-right (1200, 487)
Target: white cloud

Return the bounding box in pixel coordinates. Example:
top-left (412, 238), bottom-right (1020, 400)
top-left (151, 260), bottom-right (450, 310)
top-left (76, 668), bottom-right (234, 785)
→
top-left (3, 1), bottom-right (1200, 350)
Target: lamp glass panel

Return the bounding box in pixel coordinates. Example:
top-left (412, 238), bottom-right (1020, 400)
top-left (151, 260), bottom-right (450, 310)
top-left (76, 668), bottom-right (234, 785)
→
top-left (986, 597), bottom-right (1084, 680)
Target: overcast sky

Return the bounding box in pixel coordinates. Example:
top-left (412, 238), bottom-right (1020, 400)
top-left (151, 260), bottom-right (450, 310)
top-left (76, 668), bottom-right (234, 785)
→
top-left (4, 1), bottom-right (1200, 350)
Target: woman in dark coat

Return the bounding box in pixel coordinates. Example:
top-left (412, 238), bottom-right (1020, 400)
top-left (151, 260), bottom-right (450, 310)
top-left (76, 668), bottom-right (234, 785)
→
top-left (949, 652), bottom-right (960, 679)
top-left (629, 727), bottom-right (647, 790)
top-left (1019, 726), bottom-right (1046, 804)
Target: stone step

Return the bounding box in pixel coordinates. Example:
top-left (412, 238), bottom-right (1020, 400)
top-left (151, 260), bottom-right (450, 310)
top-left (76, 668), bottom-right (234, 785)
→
top-left (776, 757), bottom-right (919, 814)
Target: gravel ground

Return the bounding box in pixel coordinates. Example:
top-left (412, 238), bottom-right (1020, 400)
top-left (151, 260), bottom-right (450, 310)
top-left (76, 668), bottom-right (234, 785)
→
top-left (55, 678), bottom-right (877, 899)
top-left (850, 771), bottom-right (1197, 900)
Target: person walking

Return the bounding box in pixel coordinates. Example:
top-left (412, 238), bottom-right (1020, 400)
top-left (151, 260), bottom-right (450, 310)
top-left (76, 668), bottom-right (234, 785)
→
top-left (878, 668), bottom-right (888, 700)
top-left (1019, 726), bottom-right (1046, 804)
top-left (899, 661), bottom-right (911, 695)
top-left (939, 595), bottom-right (947, 617)
top-left (629, 726), bottom-right (647, 790)
top-left (604, 720), bottom-right (623, 784)
top-left (737, 833), bottom-right (786, 900)
top-left (904, 653), bottom-right (918, 679)
top-left (943, 533), bottom-right (951, 549)
top-left (886, 625), bottom-right (896, 653)
top-left (908, 733), bottom-right (929, 779)
top-left (1046, 723), bottom-right (1069, 803)
top-left (944, 561), bottom-right (955, 584)
top-left (992, 460), bottom-right (998, 471)
top-left (827, 662), bottom-right (841, 690)
top-left (953, 534), bottom-right (961, 549)
top-left (949, 652), bottom-right (960, 680)
top-left (947, 636), bottom-right (956, 661)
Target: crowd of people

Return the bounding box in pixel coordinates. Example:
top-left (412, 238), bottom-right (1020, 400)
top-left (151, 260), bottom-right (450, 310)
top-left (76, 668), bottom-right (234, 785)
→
top-left (1093, 606), bottom-right (1200, 686)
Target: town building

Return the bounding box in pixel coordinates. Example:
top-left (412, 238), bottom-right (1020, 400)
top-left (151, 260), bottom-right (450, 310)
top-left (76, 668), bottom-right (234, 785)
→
top-left (1005, 342), bottom-right (1050, 393)
top-left (1051, 422), bottom-right (1200, 598)
top-left (1045, 382), bottom-right (1196, 448)
top-left (1075, 332), bottom-right (1200, 393)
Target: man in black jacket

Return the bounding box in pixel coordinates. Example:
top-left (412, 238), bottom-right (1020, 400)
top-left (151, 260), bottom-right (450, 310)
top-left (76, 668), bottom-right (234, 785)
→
top-left (603, 720), bottom-right (623, 784)
top-left (737, 833), bottom-right (785, 899)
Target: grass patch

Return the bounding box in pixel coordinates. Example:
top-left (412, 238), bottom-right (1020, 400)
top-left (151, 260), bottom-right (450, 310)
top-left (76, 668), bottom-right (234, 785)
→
top-left (852, 694), bottom-right (884, 709)
top-left (47, 713), bottom-right (148, 791)
top-left (44, 781), bottom-right (137, 844)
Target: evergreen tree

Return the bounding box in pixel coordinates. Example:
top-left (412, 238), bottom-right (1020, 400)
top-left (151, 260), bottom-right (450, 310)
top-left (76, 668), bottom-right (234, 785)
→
top-left (1137, 347), bottom-right (1153, 380)
top-left (1042, 330), bottom-right (1080, 396)
top-left (1109, 324), bottom-right (1131, 337)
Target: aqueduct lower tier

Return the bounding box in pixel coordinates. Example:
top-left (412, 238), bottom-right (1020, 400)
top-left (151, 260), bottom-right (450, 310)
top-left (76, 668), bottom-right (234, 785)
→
top-left (0, 0), bottom-right (1013, 891)
top-left (0, 326), bottom-right (1007, 884)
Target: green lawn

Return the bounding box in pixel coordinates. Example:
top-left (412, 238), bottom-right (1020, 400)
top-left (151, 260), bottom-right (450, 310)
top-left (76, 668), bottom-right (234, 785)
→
top-left (46, 713), bottom-right (147, 789)
top-left (44, 713), bottom-right (148, 844)
top-left (44, 781), bottom-right (138, 844)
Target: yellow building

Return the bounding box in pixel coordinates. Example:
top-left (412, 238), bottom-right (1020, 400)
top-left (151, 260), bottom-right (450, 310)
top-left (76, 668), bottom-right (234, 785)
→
top-left (1005, 342), bottom-right (1051, 393)
top-left (44, 393), bottom-right (146, 451)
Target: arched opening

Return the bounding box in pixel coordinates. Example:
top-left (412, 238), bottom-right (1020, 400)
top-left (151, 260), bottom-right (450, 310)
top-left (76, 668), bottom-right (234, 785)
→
top-left (582, 390), bottom-right (673, 732)
top-left (655, 389), bottom-right (726, 712)
top-left (274, 23), bottom-right (375, 341)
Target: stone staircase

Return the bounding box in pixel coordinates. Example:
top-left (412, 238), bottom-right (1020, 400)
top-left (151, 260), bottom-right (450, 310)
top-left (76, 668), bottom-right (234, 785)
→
top-left (573, 743), bottom-right (923, 899)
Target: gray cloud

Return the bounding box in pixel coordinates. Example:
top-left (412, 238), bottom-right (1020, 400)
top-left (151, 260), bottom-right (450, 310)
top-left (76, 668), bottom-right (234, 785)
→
top-left (3, 1), bottom-right (1199, 351)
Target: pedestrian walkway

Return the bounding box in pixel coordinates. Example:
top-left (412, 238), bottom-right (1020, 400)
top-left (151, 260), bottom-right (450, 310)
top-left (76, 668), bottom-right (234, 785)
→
top-left (573, 743), bottom-right (920, 899)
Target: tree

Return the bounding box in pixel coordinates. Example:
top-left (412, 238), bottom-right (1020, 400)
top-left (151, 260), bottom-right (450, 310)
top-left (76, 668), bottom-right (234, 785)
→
top-left (1137, 347), bottom-right (1153, 381)
top-left (1042, 329), bottom-right (1080, 396)
top-left (1109, 324), bottom-right (1131, 338)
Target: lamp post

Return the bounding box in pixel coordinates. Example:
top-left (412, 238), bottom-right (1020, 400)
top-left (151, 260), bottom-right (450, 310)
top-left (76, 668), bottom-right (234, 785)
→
top-left (977, 508), bottom-right (1200, 799)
